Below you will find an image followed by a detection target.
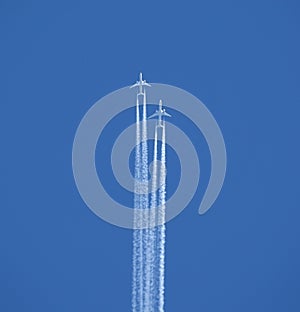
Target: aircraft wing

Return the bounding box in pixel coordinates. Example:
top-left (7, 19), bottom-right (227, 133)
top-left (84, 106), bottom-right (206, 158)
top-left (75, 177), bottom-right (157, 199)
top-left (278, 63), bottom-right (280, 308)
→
top-left (164, 112), bottom-right (172, 117)
top-left (148, 112), bottom-right (158, 119)
top-left (130, 83), bottom-right (138, 88)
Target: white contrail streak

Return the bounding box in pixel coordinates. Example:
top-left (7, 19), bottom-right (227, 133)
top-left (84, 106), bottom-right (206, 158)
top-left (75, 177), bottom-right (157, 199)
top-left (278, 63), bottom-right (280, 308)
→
top-left (150, 124), bottom-right (167, 312)
top-left (147, 126), bottom-right (158, 312)
top-left (157, 123), bottom-right (166, 312)
top-left (133, 91), bottom-right (152, 312)
top-left (141, 91), bottom-right (152, 312)
top-left (132, 96), bottom-right (143, 312)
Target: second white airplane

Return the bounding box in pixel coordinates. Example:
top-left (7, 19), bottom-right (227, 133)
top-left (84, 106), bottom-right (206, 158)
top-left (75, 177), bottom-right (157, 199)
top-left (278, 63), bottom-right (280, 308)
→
top-left (148, 100), bottom-right (171, 127)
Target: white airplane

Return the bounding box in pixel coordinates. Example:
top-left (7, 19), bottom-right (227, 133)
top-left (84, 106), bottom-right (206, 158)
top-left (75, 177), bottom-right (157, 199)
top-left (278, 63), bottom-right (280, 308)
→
top-left (130, 72), bottom-right (151, 93)
top-left (148, 100), bottom-right (171, 127)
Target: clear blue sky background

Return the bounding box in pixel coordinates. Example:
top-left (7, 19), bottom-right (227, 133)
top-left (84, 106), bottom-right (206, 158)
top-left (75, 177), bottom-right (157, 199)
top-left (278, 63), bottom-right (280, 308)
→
top-left (1, 1), bottom-right (300, 311)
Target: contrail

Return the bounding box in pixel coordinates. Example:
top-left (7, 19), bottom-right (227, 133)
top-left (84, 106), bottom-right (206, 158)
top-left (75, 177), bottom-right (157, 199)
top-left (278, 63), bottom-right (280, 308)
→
top-left (157, 123), bottom-right (166, 312)
top-left (132, 95), bottom-right (143, 312)
top-left (147, 126), bottom-right (159, 312)
top-left (141, 91), bottom-right (151, 312)
top-left (132, 90), bottom-right (152, 312)
top-left (142, 91), bottom-right (154, 312)
top-left (151, 124), bottom-right (167, 312)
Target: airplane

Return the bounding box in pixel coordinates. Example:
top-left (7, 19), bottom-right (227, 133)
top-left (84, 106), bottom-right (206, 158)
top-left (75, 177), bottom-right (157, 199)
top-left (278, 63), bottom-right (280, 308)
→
top-left (130, 72), bottom-right (151, 93)
top-left (148, 100), bottom-right (171, 127)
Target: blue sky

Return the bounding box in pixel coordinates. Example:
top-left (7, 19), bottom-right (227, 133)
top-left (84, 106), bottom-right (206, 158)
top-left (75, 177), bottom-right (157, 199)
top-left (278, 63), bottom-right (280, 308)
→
top-left (1, 1), bottom-right (300, 311)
